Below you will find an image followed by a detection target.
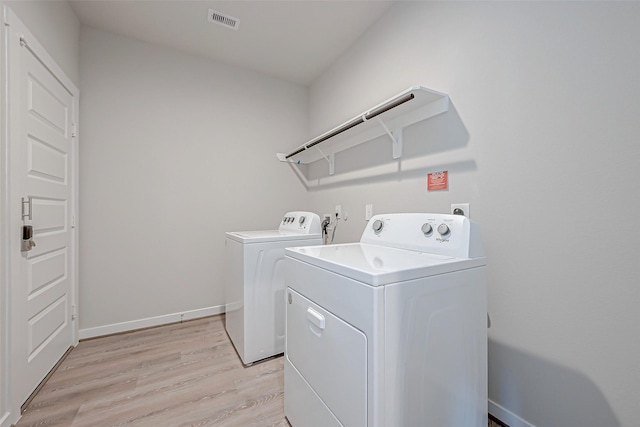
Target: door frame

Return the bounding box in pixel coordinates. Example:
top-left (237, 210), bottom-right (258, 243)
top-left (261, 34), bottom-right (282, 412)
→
top-left (1, 6), bottom-right (79, 425)
top-left (1, 4), bottom-right (10, 426)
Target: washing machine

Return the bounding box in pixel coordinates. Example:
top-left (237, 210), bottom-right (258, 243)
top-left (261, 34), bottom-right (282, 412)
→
top-left (284, 213), bottom-right (487, 427)
top-left (224, 211), bottom-right (321, 366)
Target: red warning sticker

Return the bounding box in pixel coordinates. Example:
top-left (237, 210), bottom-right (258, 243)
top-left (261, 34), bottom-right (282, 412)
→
top-left (427, 171), bottom-right (448, 191)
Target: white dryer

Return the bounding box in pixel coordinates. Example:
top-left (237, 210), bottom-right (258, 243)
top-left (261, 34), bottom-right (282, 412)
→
top-left (225, 211), bottom-right (321, 366)
top-left (284, 213), bottom-right (487, 427)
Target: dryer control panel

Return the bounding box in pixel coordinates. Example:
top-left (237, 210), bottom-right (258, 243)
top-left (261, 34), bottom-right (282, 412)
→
top-left (279, 211), bottom-right (321, 234)
top-left (361, 213), bottom-right (484, 259)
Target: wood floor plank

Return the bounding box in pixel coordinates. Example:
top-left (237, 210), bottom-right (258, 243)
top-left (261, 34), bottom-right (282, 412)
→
top-left (17, 316), bottom-right (288, 427)
top-left (16, 314), bottom-right (499, 427)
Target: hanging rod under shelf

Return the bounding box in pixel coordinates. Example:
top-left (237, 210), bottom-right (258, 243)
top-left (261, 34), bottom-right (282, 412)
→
top-left (295, 92), bottom-right (415, 157)
top-left (277, 86), bottom-right (449, 165)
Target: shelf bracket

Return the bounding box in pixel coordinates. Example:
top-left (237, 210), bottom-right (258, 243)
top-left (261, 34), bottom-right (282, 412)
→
top-left (316, 147), bottom-right (335, 175)
top-left (377, 117), bottom-right (403, 159)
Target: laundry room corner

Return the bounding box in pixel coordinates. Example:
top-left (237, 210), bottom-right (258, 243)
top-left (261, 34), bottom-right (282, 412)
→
top-left (299, 1), bottom-right (640, 426)
top-left (2, 1), bottom-right (639, 426)
top-left (77, 27), bottom-right (311, 336)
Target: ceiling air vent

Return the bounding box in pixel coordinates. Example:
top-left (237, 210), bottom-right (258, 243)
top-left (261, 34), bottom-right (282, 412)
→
top-left (208, 9), bottom-right (240, 30)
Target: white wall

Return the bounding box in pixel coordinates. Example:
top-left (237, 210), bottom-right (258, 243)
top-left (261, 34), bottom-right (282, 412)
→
top-left (305, 2), bottom-right (640, 426)
top-left (0, 2), bottom-right (79, 425)
top-left (78, 27), bottom-right (309, 334)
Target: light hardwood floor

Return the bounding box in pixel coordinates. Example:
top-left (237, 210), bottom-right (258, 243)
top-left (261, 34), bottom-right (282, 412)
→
top-left (17, 315), bottom-right (505, 427)
top-left (17, 315), bottom-right (285, 426)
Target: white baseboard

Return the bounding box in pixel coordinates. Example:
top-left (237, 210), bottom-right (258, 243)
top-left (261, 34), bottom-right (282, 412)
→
top-left (0, 413), bottom-right (8, 427)
top-left (79, 305), bottom-right (224, 340)
top-left (0, 410), bottom-right (18, 427)
top-left (489, 399), bottom-right (536, 427)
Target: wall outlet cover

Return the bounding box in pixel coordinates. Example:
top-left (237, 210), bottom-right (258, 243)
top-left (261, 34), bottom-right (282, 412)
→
top-left (365, 204), bottom-right (373, 220)
top-left (451, 203), bottom-right (470, 218)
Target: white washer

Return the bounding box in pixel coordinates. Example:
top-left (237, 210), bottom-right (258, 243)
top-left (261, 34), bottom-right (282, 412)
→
top-left (284, 213), bottom-right (487, 427)
top-left (225, 211), bottom-right (321, 366)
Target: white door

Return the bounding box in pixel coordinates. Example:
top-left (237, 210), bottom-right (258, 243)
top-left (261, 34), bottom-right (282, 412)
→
top-left (6, 9), bottom-right (79, 407)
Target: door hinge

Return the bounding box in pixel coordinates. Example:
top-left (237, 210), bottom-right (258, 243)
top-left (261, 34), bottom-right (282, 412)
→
top-left (71, 123), bottom-right (77, 138)
top-left (71, 304), bottom-right (76, 321)
top-left (71, 215), bottom-right (76, 228)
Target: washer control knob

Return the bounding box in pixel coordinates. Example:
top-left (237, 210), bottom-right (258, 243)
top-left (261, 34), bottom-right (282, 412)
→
top-left (437, 224), bottom-right (450, 236)
top-left (372, 219), bottom-right (384, 233)
top-left (299, 216), bottom-right (306, 225)
top-left (421, 223), bottom-right (433, 235)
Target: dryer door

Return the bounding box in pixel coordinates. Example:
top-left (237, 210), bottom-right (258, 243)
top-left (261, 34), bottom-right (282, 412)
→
top-left (286, 288), bottom-right (367, 427)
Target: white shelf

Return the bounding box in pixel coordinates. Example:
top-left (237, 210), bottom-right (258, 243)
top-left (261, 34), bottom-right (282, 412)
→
top-left (277, 86), bottom-right (449, 172)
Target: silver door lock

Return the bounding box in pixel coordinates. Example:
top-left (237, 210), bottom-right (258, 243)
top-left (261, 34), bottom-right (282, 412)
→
top-left (21, 225), bottom-right (36, 252)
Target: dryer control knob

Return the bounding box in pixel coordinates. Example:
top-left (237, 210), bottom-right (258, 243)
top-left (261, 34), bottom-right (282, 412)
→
top-left (299, 216), bottom-right (306, 224)
top-left (372, 219), bottom-right (384, 233)
top-left (437, 224), bottom-right (450, 236)
top-left (421, 223), bottom-right (433, 235)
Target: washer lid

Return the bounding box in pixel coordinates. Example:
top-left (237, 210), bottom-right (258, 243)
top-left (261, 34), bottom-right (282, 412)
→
top-left (285, 243), bottom-right (485, 286)
top-left (226, 230), bottom-right (321, 244)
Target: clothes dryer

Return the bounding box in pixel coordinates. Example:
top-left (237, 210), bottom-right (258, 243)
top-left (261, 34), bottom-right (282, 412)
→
top-left (284, 213), bottom-right (487, 427)
top-left (225, 211), bottom-right (321, 365)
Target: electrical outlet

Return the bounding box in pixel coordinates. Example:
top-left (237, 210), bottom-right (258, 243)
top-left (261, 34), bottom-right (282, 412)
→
top-left (365, 204), bottom-right (373, 220)
top-left (323, 214), bottom-right (332, 224)
top-left (451, 203), bottom-right (470, 218)
top-left (335, 205), bottom-right (342, 219)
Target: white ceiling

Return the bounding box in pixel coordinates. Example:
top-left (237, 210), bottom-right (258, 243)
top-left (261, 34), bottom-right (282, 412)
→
top-left (69, 1), bottom-right (395, 86)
